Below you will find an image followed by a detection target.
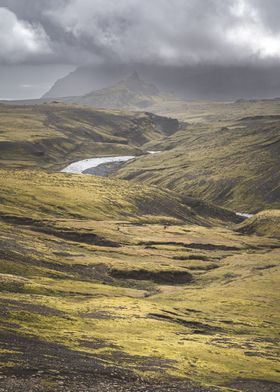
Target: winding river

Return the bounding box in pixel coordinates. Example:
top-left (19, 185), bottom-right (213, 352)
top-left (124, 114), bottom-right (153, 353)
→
top-left (61, 151), bottom-right (161, 174)
top-left (61, 155), bottom-right (135, 174)
top-left (61, 153), bottom-right (253, 220)
top-left (236, 212), bottom-right (253, 219)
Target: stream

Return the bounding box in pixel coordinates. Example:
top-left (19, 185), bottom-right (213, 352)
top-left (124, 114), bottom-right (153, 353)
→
top-left (236, 213), bottom-right (254, 219)
top-left (61, 154), bottom-right (253, 220)
top-left (61, 151), bottom-right (161, 175)
top-left (61, 155), bottom-right (135, 174)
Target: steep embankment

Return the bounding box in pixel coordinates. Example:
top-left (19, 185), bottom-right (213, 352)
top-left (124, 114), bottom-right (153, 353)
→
top-left (236, 210), bottom-right (280, 238)
top-left (0, 103), bottom-right (178, 170)
top-left (116, 116), bottom-right (280, 212)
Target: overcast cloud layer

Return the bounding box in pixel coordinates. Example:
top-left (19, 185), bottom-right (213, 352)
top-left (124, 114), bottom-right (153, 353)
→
top-left (1, 0), bottom-right (280, 99)
top-left (1, 0), bottom-right (280, 66)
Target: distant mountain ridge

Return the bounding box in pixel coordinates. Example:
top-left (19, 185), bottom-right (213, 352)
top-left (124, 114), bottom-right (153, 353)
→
top-left (62, 72), bottom-right (161, 109)
top-left (41, 63), bottom-right (280, 101)
top-left (54, 72), bottom-right (175, 110)
top-left (41, 65), bottom-right (130, 99)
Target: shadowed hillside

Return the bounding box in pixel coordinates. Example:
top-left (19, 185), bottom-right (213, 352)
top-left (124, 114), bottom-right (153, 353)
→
top-left (61, 72), bottom-right (167, 110)
top-left (41, 63), bottom-right (280, 101)
top-left (116, 115), bottom-right (280, 212)
top-left (0, 103), bottom-right (178, 170)
top-left (42, 72), bottom-right (181, 111)
top-left (236, 210), bottom-right (280, 238)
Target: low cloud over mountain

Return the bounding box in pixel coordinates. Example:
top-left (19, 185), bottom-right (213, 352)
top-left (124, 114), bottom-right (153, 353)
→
top-left (2, 0), bottom-right (280, 99)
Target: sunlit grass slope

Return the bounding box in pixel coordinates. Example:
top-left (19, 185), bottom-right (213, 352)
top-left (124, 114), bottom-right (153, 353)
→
top-left (0, 169), bottom-right (218, 225)
top-left (0, 169), bottom-right (279, 391)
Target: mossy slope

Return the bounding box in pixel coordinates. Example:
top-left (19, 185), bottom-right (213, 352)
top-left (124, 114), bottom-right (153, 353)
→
top-left (0, 169), bottom-right (279, 391)
top-left (0, 103), bottom-right (178, 170)
top-left (236, 210), bottom-right (280, 238)
top-left (116, 116), bottom-right (280, 212)
top-left (0, 169), bottom-right (231, 225)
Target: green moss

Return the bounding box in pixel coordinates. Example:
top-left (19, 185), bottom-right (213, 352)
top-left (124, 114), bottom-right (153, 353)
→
top-left (0, 159), bottom-right (279, 388)
top-left (0, 103), bottom-right (177, 170)
top-left (1, 216), bottom-right (279, 386)
top-left (236, 210), bottom-right (280, 238)
top-left (116, 116), bottom-right (280, 212)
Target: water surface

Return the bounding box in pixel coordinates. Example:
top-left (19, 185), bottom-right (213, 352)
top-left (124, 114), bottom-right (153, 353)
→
top-left (61, 156), bottom-right (135, 174)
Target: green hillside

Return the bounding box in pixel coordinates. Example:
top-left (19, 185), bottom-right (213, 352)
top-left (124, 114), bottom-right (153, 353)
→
top-left (236, 210), bottom-right (280, 238)
top-left (116, 115), bottom-right (280, 212)
top-left (0, 103), bottom-right (178, 170)
top-left (0, 169), bottom-right (279, 391)
top-left (0, 98), bottom-right (280, 391)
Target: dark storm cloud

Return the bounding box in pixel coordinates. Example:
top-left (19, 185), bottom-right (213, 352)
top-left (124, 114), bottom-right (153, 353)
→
top-left (1, 0), bottom-right (280, 66)
top-left (1, 0), bottom-right (280, 100)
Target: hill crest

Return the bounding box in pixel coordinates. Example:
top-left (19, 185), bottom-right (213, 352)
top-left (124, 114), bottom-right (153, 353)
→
top-left (62, 72), bottom-right (163, 109)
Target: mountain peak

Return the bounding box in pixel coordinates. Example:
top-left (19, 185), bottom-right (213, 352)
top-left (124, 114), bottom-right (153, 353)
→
top-left (127, 71), bottom-right (141, 82)
top-left (121, 72), bottom-right (159, 96)
top-left (58, 71), bottom-right (161, 109)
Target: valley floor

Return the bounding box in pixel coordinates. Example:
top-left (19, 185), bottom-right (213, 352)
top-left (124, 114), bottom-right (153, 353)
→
top-left (0, 101), bottom-right (279, 391)
top-left (0, 171), bottom-right (279, 391)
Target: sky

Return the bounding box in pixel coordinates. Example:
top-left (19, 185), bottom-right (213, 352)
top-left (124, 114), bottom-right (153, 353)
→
top-left (1, 0), bottom-right (280, 99)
